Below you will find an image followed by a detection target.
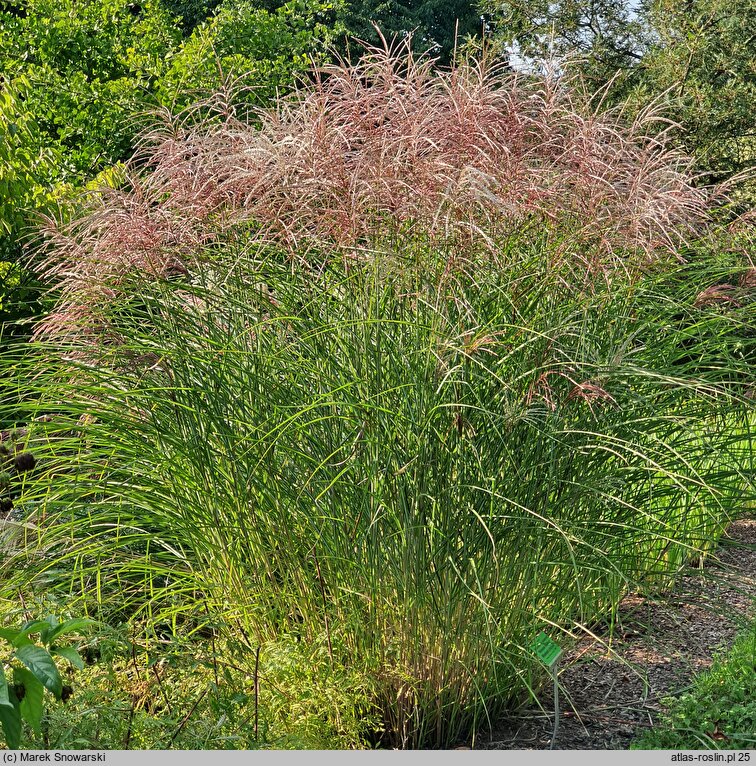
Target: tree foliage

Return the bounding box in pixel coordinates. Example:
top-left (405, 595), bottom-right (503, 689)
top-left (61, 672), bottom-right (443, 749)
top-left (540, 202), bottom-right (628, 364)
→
top-left (161, 0), bottom-right (224, 35)
top-left (483, 0), bottom-right (650, 85)
top-left (631, 0), bottom-right (756, 186)
top-left (0, 78), bottom-right (56, 242)
top-left (0, 77), bottom-right (57, 318)
top-left (0, 0), bottom-right (345, 179)
top-left (339, 0), bottom-right (484, 64)
top-left (0, 0), bottom-right (180, 179)
top-left (159, 0), bottom-right (343, 111)
top-left (485, 0), bottom-right (755, 191)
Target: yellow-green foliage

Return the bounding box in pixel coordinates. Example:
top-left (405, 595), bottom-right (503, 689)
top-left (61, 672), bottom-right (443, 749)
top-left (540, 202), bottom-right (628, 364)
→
top-left (0, 78), bottom-right (56, 237)
top-left (158, 0), bottom-right (344, 111)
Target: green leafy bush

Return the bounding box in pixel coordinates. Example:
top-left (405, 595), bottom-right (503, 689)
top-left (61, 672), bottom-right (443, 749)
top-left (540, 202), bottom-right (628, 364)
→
top-left (0, 78), bottom-right (56, 241)
top-left (10, 622), bottom-right (373, 749)
top-left (0, 0), bottom-right (345, 179)
top-left (158, 0), bottom-right (344, 110)
top-left (0, 76), bottom-right (57, 333)
top-left (0, 615), bottom-right (93, 749)
top-left (162, 0), bottom-right (223, 35)
top-left (0, 0), bottom-right (180, 178)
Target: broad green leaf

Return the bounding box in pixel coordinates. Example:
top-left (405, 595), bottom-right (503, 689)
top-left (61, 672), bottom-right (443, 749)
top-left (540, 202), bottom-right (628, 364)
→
top-left (13, 620), bottom-right (51, 647)
top-left (14, 645), bottom-right (62, 698)
top-left (0, 685), bottom-right (21, 750)
top-left (0, 664), bottom-right (10, 706)
top-left (15, 667), bottom-right (43, 737)
top-left (47, 618), bottom-right (95, 644)
top-left (51, 645), bottom-right (85, 670)
top-left (0, 627), bottom-right (20, 643)
top-left (41, 615), bottom-right (60, 645)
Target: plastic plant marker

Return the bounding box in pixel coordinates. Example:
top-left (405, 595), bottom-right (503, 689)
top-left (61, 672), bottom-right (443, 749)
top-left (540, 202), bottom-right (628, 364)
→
top-left (531, 632), bottom-right (562, 667)
top-left (530, 632), bottom-right (564, 749)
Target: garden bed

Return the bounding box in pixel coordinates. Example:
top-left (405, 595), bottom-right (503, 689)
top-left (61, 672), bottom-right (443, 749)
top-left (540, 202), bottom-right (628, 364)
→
top-left (484, 518), bottom-right (756, 750)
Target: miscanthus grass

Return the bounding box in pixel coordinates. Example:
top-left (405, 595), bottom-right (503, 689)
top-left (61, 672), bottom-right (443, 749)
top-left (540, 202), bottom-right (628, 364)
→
top-left (2, 40), bottom-right (754, 749)
top-left (3, 239), bottom-right (754, 747)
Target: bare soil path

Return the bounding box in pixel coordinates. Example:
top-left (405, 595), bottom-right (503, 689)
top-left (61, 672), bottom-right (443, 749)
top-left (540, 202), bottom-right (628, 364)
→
top-left (483, 518), bottom-right (756, 750)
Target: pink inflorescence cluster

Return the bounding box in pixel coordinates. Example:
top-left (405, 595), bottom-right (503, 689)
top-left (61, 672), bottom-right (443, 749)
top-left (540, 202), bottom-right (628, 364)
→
top-left (35, 40), bottom-right (713, 344)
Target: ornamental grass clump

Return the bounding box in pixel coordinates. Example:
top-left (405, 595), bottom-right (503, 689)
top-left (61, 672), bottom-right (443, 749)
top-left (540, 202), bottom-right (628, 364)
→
top-left (4, 42), bottom-right (754, 748)
top-left (6, 250), bottom-right (755, 747)
top-left (35, 40), bottom-right (711, 345)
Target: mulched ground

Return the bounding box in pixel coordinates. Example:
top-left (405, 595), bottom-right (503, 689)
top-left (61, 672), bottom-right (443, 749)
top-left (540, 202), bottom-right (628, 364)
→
top-left (481, 518), bottom-right (756, 750)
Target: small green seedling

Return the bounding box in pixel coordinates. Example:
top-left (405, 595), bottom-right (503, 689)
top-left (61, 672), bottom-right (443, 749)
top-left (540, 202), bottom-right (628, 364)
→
top-left (0, 615), bottom-right (95, 749)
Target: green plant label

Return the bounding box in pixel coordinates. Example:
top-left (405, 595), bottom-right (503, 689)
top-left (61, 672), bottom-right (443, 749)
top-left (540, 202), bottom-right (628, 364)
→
top-left (531, 632), bottom-right (562, 667)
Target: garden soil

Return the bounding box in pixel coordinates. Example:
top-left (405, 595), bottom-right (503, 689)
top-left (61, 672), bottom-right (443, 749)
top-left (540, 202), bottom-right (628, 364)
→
top-left (482, 517), bottom-right (756, 750)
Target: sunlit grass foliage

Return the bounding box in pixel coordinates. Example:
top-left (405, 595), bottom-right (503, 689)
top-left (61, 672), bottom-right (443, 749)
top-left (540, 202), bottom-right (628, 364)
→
top-left (1, 42), bottom-right (754, 748)
top-left (4, 241), bottom-right (754, 746)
